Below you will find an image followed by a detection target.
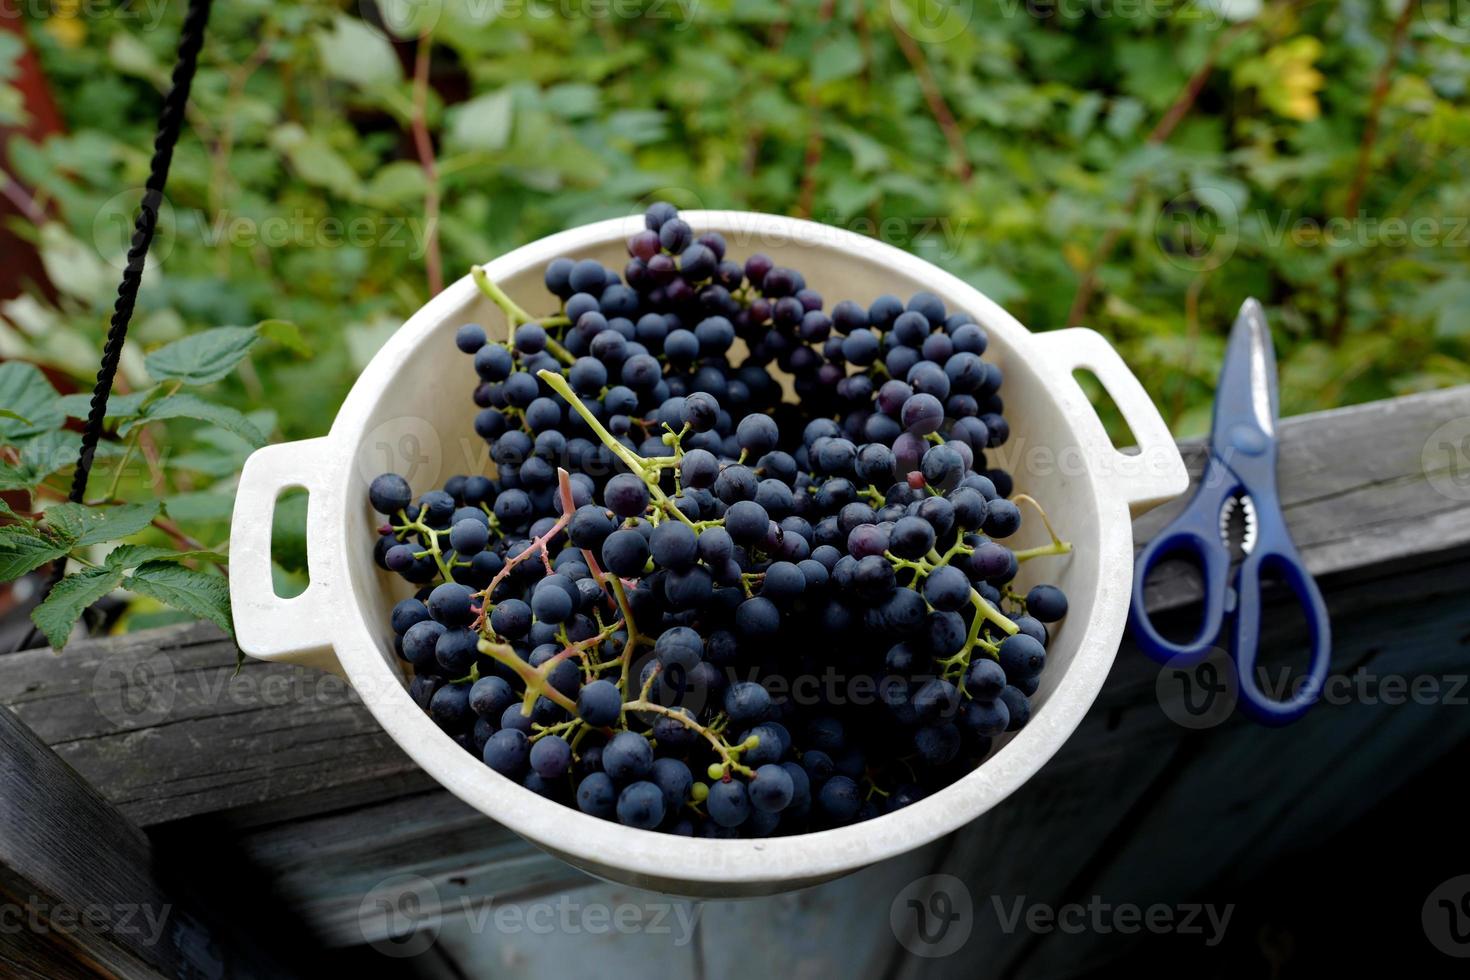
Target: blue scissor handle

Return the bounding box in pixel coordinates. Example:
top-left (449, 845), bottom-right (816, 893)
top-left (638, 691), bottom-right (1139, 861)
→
top-left (1229, 510), bottom-right (1332, 726)
top-left (1129, 460), bottom-right (1236, 667)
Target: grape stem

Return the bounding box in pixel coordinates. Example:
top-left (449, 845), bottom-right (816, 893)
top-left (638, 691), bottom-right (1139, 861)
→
top-left (472, 266), bottom-right (575, 365)
top-left (1009, 493), bottom-right (1073, 561)
top-left (471, 469), bottom-right (576, 633)
top-left (391, 510), bottom-right (456, 581)
top-left (623, 695), bottom-right (755, 778)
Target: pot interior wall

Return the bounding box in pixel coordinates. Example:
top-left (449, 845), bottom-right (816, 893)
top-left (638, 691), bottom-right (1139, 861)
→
top-left (343, 223), bottom-right (1107, 760)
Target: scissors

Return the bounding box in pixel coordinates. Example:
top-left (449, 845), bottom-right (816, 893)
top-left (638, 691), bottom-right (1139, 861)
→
top-left (1129, 299), bottom-right (1331, 725)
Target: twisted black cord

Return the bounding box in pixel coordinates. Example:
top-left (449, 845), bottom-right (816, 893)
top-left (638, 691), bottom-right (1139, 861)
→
top-left (15, 0), bottom-right (213, 653)
top-left (69, 0), bottom-right (214, 503)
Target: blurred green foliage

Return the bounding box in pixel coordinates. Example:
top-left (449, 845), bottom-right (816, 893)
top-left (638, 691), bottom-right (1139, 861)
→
top-left (1, 0), bottom-right (1468, 630)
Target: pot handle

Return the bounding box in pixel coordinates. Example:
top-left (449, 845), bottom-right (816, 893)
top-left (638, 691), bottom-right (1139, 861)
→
top-left (1029, 328), bottom-right (1188, 517)
top-left (229, 437), bottom-right (344, 675)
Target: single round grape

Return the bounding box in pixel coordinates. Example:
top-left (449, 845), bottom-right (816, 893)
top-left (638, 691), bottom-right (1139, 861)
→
top-left (749, 764), bottom-right (795, 812)
top-left (983, 498), bottom-right (1022, 538)
top-left (923, 565), bottom-right (972, 612)
top-left (577, 772), bottom-right (617, 817)
top-left (651, 757), bottom-right (694, 811)
top-left (724, 681), bottom-right (771, 725)
top-left (483, 729), bottom-right (530, 777)
top-left (706, 779), bottom-right (750, 828)
top-left (530, 735), bottom-right (572, 779)
top-left (650, 521), bottom-right (698, 569)
top-left (1025, 584), bottom-right (1069, 622)
top-left (965, 658), bottom-right (1007, 701)
top-left (736, 414), bottom-right (780, 456)
top-left (427, 583), bottom-right (475, 626)
top-left (735, 596), bottom-right (781, 638)
top-left (900, 393), bottom-right (945, 435)
top-left (602, 472), bottom-right (649, 518)
top-left (369, 473), bottom-right (413, 515)
top-left (818, 775), bottom-right (862, 824)
top-left (602, 731), bottom-right (655, 781)
top-left (999, 686), bottom-right (1031, 731)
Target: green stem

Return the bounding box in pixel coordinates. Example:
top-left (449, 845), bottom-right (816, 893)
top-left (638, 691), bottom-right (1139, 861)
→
top-left (538, 370), bottom-right (650, 478)
top-left (471, 267), bottom-right (574, 365)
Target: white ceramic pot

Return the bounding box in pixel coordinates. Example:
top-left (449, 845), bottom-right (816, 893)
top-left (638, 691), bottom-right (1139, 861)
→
top-left (230, 211), bottom-right (1187, 897)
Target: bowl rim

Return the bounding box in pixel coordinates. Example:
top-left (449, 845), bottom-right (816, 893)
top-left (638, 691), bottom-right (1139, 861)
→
top-left (309, 211), bottom-right (1135, 886)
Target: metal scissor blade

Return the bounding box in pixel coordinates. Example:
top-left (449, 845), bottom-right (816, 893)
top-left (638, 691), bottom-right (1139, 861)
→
top-left (1211, 298), bottom-right (1279, 447)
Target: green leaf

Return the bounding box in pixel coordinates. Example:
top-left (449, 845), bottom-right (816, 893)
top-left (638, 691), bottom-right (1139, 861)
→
top-left (105, 544), bottom-right (227, 568)
top-left (812, 33), bottom-right (864, 86)
top-left (145, 325), bottom-right (261, 385)
top-left (0, 525), bottom-right (69, 582)
top-left (13, 430), bottom-right (81, 483)
top-left (162, 491), bottom-right (236, 523)
top-left (121, 393), bottom-right (267, 447)
top-left (446, 90), bottom-right (514, 152)
top-left (314, 13), bottom-right (402, 88)
top-left (30, 566), bottom-right (125, 649)
top-left (45, 501), bottom-right (161, 547)
top-left (56, 388), bottom-right (155, 422)
top-left (255, 318), bottom-right (311, 357)
top-left (0, 362), bottom-right (63, 439)
top-left (270, 124), bottom-right (364, 199)
top-left (0, 459), bottom-right (31, 492)
top-left (125, 562), bottom-right (233, 636)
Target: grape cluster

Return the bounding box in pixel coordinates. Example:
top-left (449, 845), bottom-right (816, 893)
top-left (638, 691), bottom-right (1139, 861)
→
top-left (367, 204), bottom-right (1073, 837)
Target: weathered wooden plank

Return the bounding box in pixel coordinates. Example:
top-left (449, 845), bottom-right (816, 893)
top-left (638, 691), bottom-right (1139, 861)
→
top-left (0, 704), bottom-right (275, 979)
top-left (0, 621), bottom-right (424, 827)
